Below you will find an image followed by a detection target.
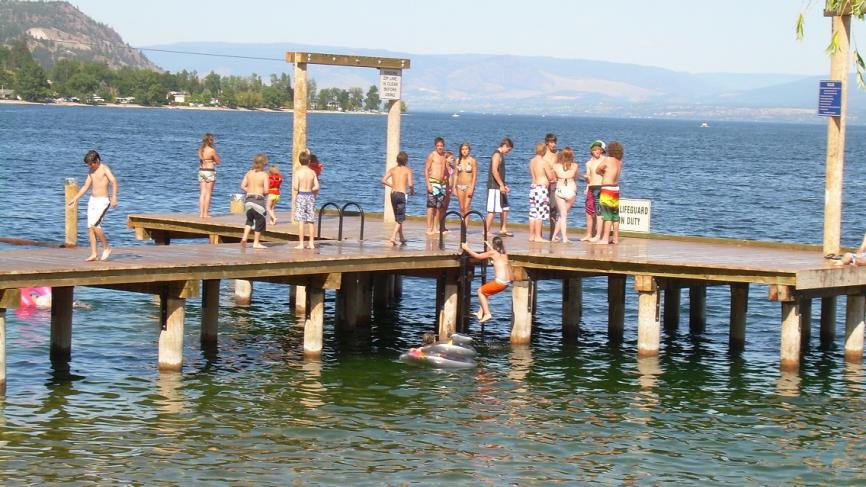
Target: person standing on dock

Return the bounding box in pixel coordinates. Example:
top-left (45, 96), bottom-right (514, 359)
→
top-left (454, 142), bottom-right (478, 221)
top-left (197, 133), bottom-right (221, 219)
top-left (551, 147), bottom-right (579, 242)
top-left (528, 142), bottom-right (554, 242)
top-left (240, 153), bottom-right (270, 249)
top-left (424, 137), bottom-right (447, 234)
top-left (583, 140), bottom-right (606, 242)
top-left (543, 133), bottom-right (559, 224)
top-left (592, 141), bottom-right (624, 245)
top-left (67, 150), bottom-right (118, 261)
top-left (293, 150), bottom-right (320, 249)
top-left (381, 151), bottom-right (415, 246)
top-left (485, 137), bottom-right (514, 237)
top-left (462, 236), bottom-right (511, 323)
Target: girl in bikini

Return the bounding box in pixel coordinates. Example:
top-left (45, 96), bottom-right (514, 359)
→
top-left (551, 147), bottom-right (579, 243)
top-left (454, 142), bottom-right (478, 221)
top-left (197, 133), bottom-right (221, 218)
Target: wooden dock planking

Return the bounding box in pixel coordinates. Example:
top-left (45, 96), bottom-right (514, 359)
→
top-left (0, 241), bottom-right (458, 290)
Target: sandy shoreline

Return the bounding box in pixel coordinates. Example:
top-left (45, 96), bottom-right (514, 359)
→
top-left (0, 98), bottom-right (385, 115)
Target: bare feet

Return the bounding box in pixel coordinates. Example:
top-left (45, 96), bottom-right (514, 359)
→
top-left (580, 235), bottom-right (592, 241)
top-left (85, 254), bottom-right (98, 262)
top-left (474, 309), bottom-right (484, 320)
top-left (270, 217), bottom-right (277, 225)
top-left (478, 313), bottom-right (492, 323)
top-left (306, 243), bottom-right (315, 249)
top-left (561, 238), bottom-right (570, 243)
top-left (535, 237), bottom-right (549, 243)
top-left (400, 239), bottom-right (407, 246)
top-left (100, 247), bottom-right (112, 261)
top-left (240, 240), bottom-right (247, 248)
top-left (294, 243), bottom-right (304, 249)
top-left (425, 229), bottom-right (436, 236)
top-left (588, 237), bottom-right (600, 243)
top-left (387, 239), bottom-right (397, 246)
top-left (528, 237), bottom-right (535, 242)
top-left (253, 243), bottom-right (267, 249)
top-left (592, 240), bottom-right (609, 245)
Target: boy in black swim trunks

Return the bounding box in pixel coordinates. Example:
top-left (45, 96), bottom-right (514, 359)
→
top-left (382, 151), bottom-right (415, 246)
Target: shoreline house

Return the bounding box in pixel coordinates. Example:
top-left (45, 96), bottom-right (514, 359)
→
top-left (167, 91), bottom-right (188, 104)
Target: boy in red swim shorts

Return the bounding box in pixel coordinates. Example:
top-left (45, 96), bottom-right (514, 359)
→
top-left (462, 236), bottom-right (511, 323)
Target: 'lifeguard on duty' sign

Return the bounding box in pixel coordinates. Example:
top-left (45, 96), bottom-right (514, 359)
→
top-left (619, 198), bottom-right (651, 233)
top-left (380, 69), bottom-right (402, 100)
top-left (818, 80), bottom-right (842, 117)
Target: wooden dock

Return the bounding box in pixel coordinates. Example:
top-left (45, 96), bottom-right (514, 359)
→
top-left (2, 209), bottom-right (866, 393)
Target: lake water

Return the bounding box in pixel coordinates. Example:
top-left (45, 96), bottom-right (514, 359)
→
top-left (1, 104), bottom-right (866, 484)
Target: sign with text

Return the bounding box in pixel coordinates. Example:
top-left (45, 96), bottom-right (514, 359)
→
top-left (818, 80), bottom-right (842, 117)
top-left (379, 68), bottom-right (402, 100)
top-left (619, 198), bottom-right (651, 233)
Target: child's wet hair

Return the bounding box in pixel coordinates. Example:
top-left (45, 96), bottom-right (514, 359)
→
top-left (491, 236), bottom-right (505, 253)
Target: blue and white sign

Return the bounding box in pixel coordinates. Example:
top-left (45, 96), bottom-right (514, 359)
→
top-left (818, 80), bottom-right (842, 117)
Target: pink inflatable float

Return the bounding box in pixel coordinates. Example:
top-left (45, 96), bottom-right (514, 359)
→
top-left (19, 287), bottom-right (51, 308)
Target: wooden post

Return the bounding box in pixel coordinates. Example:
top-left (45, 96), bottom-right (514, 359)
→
top-left (820, 296), bottom-right (837, 347)
top-left (337, 272), bottom-right (371, 329)
top-left (373, 274), bottom-right (392, 310)
top-left (294, 285), bottom-right (307, 315)
top-left (384, 99), bottom-right (402, 223)
top-left (439, 280), bottom-right (459, 339)
top-left (689, 285), bottom-right (707, 334)
top-left (608, 275), bottom-right (626, 343)
top-left (394, 275), bottom-right (403, 299)
top-left (822, 13), bottom-right (851, 256)
top-left (291, 61), bottom-right (308, 222)
top-left (50, 286), bottom-right (74, 364)
top-left (0, 308), bottom-right (6, 395)
top-left (511, 280), bottom-right (532, 344)
top-left (64, 178), bottom-right (79, 247)
top-left (636, 276), bottom-right (660, 357)
top-left (158, 296), bottom-right (186, 371)
top-left (729, 283), bottom-right (749, 352)
top-left (201, 279), bottom-right (220, 348)
top-left (844, 293), bottom-right (865, 363)
top-left (304, 288), bottom-right (324, 356)
top-left (562, 278), bottom-right (582, 342)
top-left (799, 298), bottom-right (812, 351)
top-left (663, 287), bottom-right (680, 332)
top-left (780, 301), bottom-right (802, 372)
top-left (234, 279), bottom-right (252, 306)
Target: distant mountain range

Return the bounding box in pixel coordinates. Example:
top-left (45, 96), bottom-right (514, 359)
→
top-left (2, 0), bottom-right (862, 121)
top-left (141, 41), bottom-right (866, 122)
top-left (0, 0), bottom-right (158, 71)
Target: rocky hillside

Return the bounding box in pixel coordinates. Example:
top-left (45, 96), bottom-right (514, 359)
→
top-left (0, 0), bottom-right (159, 71)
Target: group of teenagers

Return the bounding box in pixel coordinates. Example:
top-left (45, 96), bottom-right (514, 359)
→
top-left (380, 133), bottom-right (626, 323)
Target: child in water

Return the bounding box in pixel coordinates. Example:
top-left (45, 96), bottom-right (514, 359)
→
top-left (267, 164), bottom-right (283, 225)
top-left (462, 236), bottom-right (512, 323)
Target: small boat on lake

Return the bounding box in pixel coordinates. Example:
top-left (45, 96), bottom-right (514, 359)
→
top-left (700, 122), bottom-right (709, 128)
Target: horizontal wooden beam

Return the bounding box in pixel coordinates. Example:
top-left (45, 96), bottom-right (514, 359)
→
top-left (0, 288), bottom-right (20, 308)
top-left (253, 273), bottom-right (342, 290)
top-left (286, 52), bottom-right (410, 69)
top-left (90, 280), bottom-right (200, 298)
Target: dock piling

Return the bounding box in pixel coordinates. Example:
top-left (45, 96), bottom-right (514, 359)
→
top-left (64, 178), bottom-right (78, 247)
top-left (201, 279), bottom-right (220, 348)
top-left (729, 283), bottom-right (749, 352)
top-left (50, 286), bottom-right (74, 365)
top-left (844, 293), bottom-right (865, 363)
top-left (663, 285), bottom-right (681, 332)
top-left (799, 298), bottom-right (812, 351)
top-left (821, 296), bottom-right (837, 347)
top-left (439, 277), bottom-right (459, 339)
top-left (294, 285), bottom-right (307, 315)
top-left (235, 280), bottom-right (253, 306)
top-left (304, 288), bottom-right (324, 356)
top-left (608, 275), bottom-right (626, 343)
top-left (689, 285), bottom-right (707, 334)
top-left (562, 278), bottom-right (582, 342)
top-left (780, 301), bottom-right (802, 371)
top-left (511, 280), bottom-right (532, 344)
top-left (636, 276), bottom-right (660, 357)
top-left (158, 295), bottom-right (186, 371)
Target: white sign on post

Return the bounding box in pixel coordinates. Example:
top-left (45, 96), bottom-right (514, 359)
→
top-left (379, 68), bottom-right (402, 100)
top-left (618, 198), bottom-right (651, 233)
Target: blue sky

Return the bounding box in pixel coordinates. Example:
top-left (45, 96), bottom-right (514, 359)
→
top-left (71, 0), bottom-right (865, 75)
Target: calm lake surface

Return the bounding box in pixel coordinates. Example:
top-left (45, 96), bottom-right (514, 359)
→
top-left (1, 104), bottom-right (866, 485)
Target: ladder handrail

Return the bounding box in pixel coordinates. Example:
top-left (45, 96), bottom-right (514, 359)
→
top-left (339, 202), bottom-right (365, 241)
top-left (316, 201), bottom-right (342, 239)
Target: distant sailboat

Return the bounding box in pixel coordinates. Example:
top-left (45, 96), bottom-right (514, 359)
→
top-left (452, 113), bottom-right (460, 118)
top-left (700, 122), bottom-right (709, 128)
